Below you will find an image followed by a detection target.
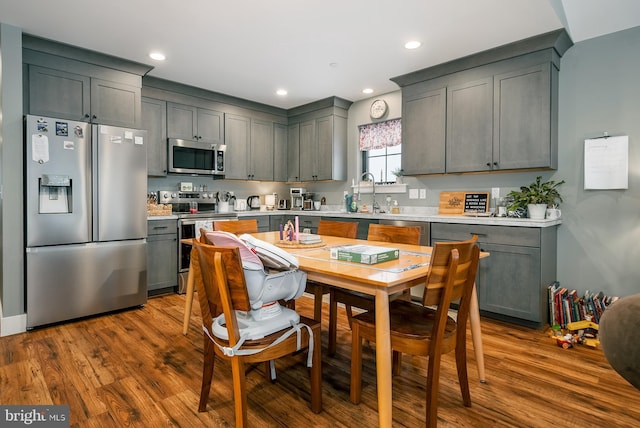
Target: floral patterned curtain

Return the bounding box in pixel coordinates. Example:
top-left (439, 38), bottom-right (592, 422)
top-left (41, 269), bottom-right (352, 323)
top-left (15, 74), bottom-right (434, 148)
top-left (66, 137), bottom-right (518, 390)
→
top-left (358, 118), bottom-right (401, 151)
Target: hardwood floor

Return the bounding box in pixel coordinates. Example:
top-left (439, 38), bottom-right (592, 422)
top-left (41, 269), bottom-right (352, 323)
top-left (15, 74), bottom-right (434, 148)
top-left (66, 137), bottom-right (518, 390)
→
top-left (1, 293), bottom-right (639, 427)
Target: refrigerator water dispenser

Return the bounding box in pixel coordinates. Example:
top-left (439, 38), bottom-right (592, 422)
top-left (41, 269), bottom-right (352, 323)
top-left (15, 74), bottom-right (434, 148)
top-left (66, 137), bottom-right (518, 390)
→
top-left (38, 174), bottom-right (71, 214)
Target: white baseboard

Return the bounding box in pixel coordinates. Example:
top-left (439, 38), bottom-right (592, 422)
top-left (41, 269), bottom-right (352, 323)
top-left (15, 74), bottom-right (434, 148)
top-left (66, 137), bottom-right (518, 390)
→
top-left (1, 314), bottom-right (27, 336)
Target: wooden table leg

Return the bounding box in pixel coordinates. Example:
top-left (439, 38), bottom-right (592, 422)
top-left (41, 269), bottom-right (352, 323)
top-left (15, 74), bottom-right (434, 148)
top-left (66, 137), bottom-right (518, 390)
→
top-left (469, 283), bottom-right (486, 382)
top-left (375, 290), bottom-right (392, 428)
top-left (182, 267), bottom-right (195, 335)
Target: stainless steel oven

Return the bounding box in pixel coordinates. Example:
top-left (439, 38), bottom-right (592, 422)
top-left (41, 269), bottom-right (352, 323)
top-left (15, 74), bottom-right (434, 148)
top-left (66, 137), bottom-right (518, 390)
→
top-left (177, 213), bottom-right (237, 293)
top-left (158, 189), bottom-right (238, 293)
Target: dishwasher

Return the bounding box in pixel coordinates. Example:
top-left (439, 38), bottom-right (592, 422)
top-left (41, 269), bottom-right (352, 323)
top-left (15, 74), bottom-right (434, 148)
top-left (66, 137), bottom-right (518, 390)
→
top-left (378, 219), bottom-right (430, 300)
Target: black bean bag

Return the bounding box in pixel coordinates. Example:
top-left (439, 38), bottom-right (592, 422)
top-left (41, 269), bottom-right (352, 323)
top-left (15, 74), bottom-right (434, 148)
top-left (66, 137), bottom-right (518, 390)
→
top-left (599, 293), bottom-right (640, 390)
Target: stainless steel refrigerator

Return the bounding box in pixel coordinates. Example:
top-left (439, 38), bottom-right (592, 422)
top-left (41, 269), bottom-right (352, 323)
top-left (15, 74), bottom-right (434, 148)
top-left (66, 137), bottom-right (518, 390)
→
top-left (25, 115), bottom-right (148, 328)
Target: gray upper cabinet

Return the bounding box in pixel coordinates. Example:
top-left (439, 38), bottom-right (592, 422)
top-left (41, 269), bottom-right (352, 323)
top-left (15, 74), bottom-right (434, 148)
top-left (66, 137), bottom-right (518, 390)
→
top-left (287, 123), bottom-right (301, 182)
top-left (293, 116), bottom-right (347, 182)
top-left (23, 35), bottom-right (151, 128)
top-left (250, 118), bottom-right (275, 181)
top-left (299, 119), bottom-right (317, 181)
top-left (167, 102), bottom-right (223, 143)
top-left (273, 123), bottom-right (288, 182)
top-left (27, 65), bottom-right (141, 128)
top-left (287, 97), bottom-right (351, 182)
top-left (224, 114), bottom-right (274, 181)
top-left (392, 29), bottom-right (572, 176)
top-left (142, 97), bottom-right (167, 176)
top-left (28, 65), bottom-right (90, 122)
top-left (401, 87), bottom-right (446, 175)
top-left (224, 114), bottom-right (251, 179)
top-left (446, 77), bottom-right (494, 173)
top-left (493, 63), bottom-right (556, 170)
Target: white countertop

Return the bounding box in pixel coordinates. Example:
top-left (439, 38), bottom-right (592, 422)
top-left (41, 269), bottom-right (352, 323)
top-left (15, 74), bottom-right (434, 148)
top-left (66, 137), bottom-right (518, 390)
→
top-left (235, 209), bottom-right (561, 228)
top-left (147, 208), bottom-right (561, 228)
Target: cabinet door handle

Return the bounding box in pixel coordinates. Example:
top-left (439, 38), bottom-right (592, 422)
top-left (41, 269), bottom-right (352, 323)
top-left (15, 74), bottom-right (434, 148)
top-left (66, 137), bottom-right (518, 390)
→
top-left (486, 162), bottom-right (491, 167)
top-left (153, 226), bottom-right (169, 230)
top-left (84, 113), bottom-right (90, 119)
top-left (92, 114), bottom-right (97, 120)
top-left (493, 161), bottom-right (498, 166)
top-left (470, 232), bottom-right (487, 237)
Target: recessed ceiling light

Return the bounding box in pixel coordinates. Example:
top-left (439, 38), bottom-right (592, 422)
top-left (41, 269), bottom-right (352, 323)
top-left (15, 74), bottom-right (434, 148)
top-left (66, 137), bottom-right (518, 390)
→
top-left (276, 89), bottom-right (288, 96)
top-left (149, 52), bottom-right (166, 61)
top-left (404, 41), bottom-right (422, 50)
top-left (362, 88), bottom-right (374, 94)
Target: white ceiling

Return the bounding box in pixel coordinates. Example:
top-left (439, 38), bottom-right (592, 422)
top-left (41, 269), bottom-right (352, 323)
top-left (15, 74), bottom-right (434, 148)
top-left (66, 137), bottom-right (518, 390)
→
top-left (1, 0), bottom-right (638, 109)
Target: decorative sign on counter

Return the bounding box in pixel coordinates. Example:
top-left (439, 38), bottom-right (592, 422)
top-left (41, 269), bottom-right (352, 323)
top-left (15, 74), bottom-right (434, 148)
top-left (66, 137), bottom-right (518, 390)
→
top-left (438, 191), bottom-right (490, 215)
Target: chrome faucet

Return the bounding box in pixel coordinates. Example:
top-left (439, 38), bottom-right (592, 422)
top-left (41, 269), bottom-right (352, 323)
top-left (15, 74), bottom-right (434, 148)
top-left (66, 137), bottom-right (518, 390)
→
top-left (358, 172), bottom-right (379, 213)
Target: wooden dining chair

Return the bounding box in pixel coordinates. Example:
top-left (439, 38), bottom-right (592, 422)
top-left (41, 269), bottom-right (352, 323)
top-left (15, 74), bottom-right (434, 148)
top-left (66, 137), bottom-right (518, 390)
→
top-left (191, 240), bottom-right (322, 425)
top-left (327, 223), bottom-right (421, 355)
top-left (350, 237), bottom-right (480, 428)
top-left (213, 218), bottom-right (258, 234)
top-left (303, 219), bottom-right (358, 323)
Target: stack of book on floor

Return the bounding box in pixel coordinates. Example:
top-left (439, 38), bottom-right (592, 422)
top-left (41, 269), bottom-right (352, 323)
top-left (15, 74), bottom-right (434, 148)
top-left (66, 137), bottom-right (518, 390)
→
top-left (298, 233), bottom-right (322, 244)
top-left (548, 281), bottom-right (619, 328)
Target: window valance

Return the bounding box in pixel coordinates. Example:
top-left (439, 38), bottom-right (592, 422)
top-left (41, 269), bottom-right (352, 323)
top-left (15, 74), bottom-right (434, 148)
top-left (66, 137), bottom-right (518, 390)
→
top-left (358, 118), bottom-right (401, 151)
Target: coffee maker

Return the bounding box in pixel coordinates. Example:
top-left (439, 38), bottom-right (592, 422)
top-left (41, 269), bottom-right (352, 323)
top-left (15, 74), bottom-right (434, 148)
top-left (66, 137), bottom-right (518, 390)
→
top-left (290, 187), bottom-right (306, 210)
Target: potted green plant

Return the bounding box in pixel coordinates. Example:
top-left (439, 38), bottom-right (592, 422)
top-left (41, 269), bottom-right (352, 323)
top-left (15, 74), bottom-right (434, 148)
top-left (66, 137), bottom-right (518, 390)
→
top-left (506, 176), bottom-right (565, 219)
top-left (391, 168), bottom-right (403, 184)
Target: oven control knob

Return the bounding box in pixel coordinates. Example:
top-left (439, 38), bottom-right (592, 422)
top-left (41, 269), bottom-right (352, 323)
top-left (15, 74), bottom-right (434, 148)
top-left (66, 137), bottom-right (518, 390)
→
top-left (171, 192), bottom-right (177, 198)
top-left (202, 194), bottom-right (209, 199)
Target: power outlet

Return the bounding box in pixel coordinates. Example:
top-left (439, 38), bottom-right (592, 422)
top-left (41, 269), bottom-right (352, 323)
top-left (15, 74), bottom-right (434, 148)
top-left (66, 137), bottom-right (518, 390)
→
top-left (419, 188), bottom-right (427, 199)
top-left (491, 187), bottom-right (500, 199)
top-left (409, 189), bottom-right (419, 199)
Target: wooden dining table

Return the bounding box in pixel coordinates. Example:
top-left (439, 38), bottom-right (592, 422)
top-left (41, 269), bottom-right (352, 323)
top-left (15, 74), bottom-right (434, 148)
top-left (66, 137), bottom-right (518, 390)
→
top-left (249, 231), bottom-right (488, 428)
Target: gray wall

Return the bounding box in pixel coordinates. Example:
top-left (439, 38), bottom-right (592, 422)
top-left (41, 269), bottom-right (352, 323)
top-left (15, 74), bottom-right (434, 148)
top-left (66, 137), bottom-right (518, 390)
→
top-left (0, 24), bottom-right (25, 324)
top-left (556, 26), bottom-right (640, 298)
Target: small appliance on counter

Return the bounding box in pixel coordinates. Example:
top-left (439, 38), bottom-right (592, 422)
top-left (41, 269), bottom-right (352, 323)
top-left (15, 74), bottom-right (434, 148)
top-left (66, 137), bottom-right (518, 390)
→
top-left (247, 195), bottom-right (261, 210)
top-left (278, 199), bottom-right (291, 210)
top-left (290, 187), bottom-right (306, 210)
top-left (265, 193), bottom-right (278, 211)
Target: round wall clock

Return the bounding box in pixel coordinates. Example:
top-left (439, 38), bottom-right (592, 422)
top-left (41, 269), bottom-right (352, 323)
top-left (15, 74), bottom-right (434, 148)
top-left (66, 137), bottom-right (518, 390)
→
top-left (369, 99), bottom-right (388, 119)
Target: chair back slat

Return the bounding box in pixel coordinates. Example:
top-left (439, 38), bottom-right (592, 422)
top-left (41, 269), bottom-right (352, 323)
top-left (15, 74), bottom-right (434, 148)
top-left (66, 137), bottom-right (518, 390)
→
top-left (192, 242), bottom-right (253, 344)
top-left (317, 219), bottom-right (358, 238)
top-left (422, 236), bottom-right (480, 334)
top-left (367, 223), bottom-right (421, 245)
top-left (213, 219), bottom-right (258, 235)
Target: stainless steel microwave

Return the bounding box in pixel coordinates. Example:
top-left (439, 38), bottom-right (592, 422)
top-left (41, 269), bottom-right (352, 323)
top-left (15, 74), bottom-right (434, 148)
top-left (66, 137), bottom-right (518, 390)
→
top-left (168, 138), bottom-right (226, 176)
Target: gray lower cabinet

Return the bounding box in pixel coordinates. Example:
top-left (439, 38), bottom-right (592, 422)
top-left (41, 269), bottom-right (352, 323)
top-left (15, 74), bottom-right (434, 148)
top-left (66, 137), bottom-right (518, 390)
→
top-left (147, 219), bottom-right (178, 294)
top-left (142, 97), bottom-right (167, 176)
top-left (431, 223), bottom-right (557, 327)
top-left (270, 215), bottom-right (286, 231)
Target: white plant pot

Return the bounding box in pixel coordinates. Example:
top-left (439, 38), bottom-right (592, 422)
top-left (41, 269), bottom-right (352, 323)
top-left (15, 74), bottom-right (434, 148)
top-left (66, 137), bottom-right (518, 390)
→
top-left (527, 203), bottom-right (547, 219)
